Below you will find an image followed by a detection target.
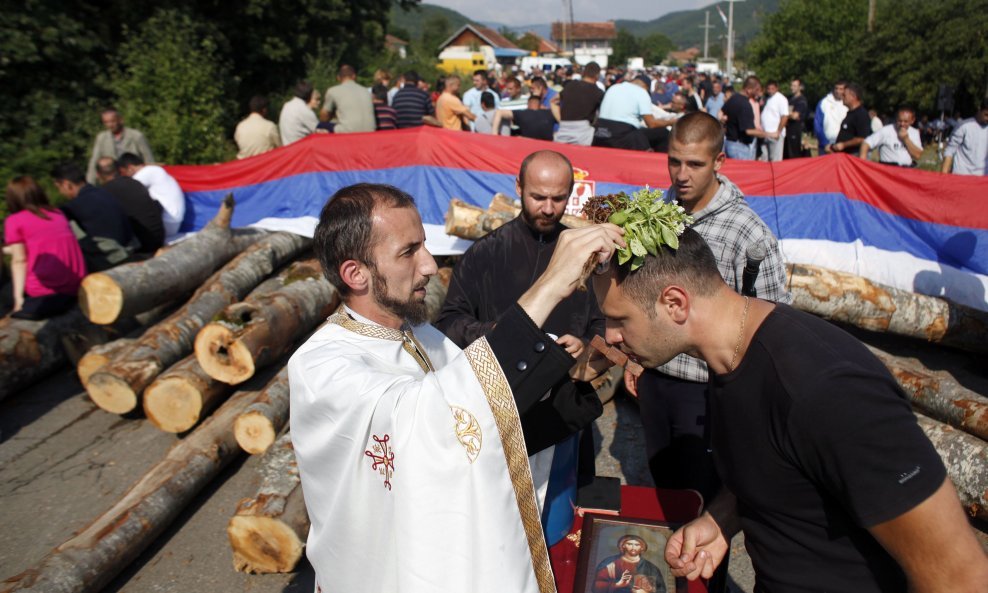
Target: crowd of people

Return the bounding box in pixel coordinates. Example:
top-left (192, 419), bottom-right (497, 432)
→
top-left (2, 108), bottom-right (185, 319)
top-left (246, 63), bottom-right (986, 175)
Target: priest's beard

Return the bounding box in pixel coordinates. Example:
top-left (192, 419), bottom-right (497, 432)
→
top-left (370, 267), bottom-right (430, 326)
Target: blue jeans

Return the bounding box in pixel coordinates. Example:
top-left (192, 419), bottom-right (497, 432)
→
top-left (725, 139), bottom-right (755, 160)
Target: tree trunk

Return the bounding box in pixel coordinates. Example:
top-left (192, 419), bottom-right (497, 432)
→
top-left (865, 345), bottom-right (988, 442)
top-left (78, 195), bottom-right (262, 325)
top-left (77, 339), bottom-right (135, 388)
top-left (916, 414), bottom-right (988, 521)
top-left (234, 368), bottom-right (290, 455)
top-left (0, 310), bottom-right (141, 401)
top-left (444, 195), bottom-right (590, 240)
top-left (787, 263), bottom-right (988, 355)
top-left (85, 232), bottom-right (311, 414)
top-left (0, 385), bottom-right (269, 593)
top-left (227, 432), bottom-right (309, 574)
top-left (143, 354), bottom-right (233, 433)
top-left (194, 260), bottom-right (336, 385)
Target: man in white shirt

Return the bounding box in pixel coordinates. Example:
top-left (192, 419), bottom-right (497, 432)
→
top-left (760, 81), bottom-right (789, 162)
top-left (278, 81), bottom-right (319, 145)
top-left (860, 106), bottom-right (923, 167)
top-left (118, 153), bottom-right (186, 238)
top-left (941, 100), bottom-right (988, 176)
top-left (463, 69), bottom-right (500, 131)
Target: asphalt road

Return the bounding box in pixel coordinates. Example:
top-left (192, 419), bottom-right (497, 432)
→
top-left (4, 320), bottom-right (987, 593)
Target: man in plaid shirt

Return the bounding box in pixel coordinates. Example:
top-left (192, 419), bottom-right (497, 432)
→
top-left (635, 111), bottom-right (792, 504)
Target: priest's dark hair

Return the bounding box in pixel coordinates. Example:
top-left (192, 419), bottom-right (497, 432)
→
top-left (314, 183), bottom-right (416, 296)
top-left (612, 227), bottom-right (724, 315)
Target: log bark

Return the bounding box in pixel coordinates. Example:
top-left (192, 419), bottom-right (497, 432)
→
top-left (78, 195), bottom-right (263, 325)
top-left (194, 260), bottom-right (336, 385)
top-left (787, 263), bottom-right (988, 355)
top-left (77, 339), bottom-right (135, 388)
top-left (234, 368), bottom-right (289, 455)
top-left (227, 432), bottom-right (309, 573)
top-left (866, 345), bottom-right (988, 442)
top-left (0, 310), bottom-right (143, 401)
top-left (916, 414), bottom-right (988, 521)
top-left (86, 232), bottom-right (311, 414)
top-left (143, 354), bottom-right (233, 433)
top-left (444, 195), bottom-right (590, 240)
top-left (0, 385), bottom-right (269, 593)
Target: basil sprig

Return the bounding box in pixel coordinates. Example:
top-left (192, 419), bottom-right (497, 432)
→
top-left (585, 187), bottom-right (693, 271)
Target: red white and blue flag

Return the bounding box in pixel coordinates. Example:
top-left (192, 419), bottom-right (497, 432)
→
top-left (166, 127), bottom-right (988, 312)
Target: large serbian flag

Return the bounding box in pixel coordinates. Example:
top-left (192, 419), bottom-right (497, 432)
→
top-left (166, 127), bottom-right (988, 312)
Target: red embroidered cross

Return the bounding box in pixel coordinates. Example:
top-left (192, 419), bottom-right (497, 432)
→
top-left (364, 434), bottom-right (395, 490)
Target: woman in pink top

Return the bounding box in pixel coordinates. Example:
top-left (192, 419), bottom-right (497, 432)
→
top-left (3, 176), bottom-right (87, 319)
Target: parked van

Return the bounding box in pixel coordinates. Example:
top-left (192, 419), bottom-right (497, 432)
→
top-left (438, 50), bottom-right (487, 74)
top-left (518, 56), bottom-right (572, 74)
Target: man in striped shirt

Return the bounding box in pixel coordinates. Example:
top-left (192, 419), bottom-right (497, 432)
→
top-left (372, 84), bottom-right (398, 131)
top-left (392, 71), bottom-right (439, 129)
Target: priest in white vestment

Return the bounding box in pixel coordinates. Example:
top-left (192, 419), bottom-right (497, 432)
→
top-left (289, 183), bottom-right (622, 593)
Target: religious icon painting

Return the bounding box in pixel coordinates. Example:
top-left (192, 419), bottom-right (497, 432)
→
top-left (573, 514), bottom-right (688, 593)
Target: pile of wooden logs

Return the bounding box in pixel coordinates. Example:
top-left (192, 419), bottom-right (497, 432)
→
top-left (3, 191), bottom-right (986, 591)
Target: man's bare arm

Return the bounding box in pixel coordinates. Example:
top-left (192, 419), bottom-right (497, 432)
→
top-left (941, 155), bottom-right (954, 174)
top-left (869, 477), bottom-right (988, 593)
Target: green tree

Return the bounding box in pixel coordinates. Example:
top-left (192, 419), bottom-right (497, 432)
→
top-left (746, 0), bottom-right (867, 103)
top-left (639, 33), bottom-right (675, 65)
top-left (109, 9), bottom-right (235, 165)
top-left (859, 0), bottom-right (988, 115)
top-left (611, 28), bottom-right (640, 67)
top-left (499, 26), bottom-right (520, 45)
top-left (419, 15), bottom-right (452, 56)
top-left (517, 33), bottom-right (542, 53)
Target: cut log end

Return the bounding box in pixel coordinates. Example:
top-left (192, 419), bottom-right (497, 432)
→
top-left (234, 412), bottom-right (277, 455)
top-left (144, 377), bottom-right (205, 433)
top-left (79, 273), bottom-right (124, 325)
top-left (196, 324), bottom-right (255, 385)
top-left (87, 372), bottom-right (139, 414)
top-left (77, 353), bottom-right (110, 388)
top-left (228, 515), bottom-right (304, 574)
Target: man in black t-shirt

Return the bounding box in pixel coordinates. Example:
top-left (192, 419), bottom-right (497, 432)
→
top-left (492, 95), bottom-right (557, 141)
top-left (826, 82), bottom-right (870, 156)
top-left (721, 76), bottom-right (778, 160)
top-left (555, 61), bottom-right (604, 146)
top-left (52, 161), bottom-right (136, 272)
top-left (96, 157), bottom-right (165, 254)
top-left (573, 228), bottom-right (988, 592)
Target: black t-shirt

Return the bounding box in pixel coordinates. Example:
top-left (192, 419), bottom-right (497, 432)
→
top-left (559, 80), bottom-right (604, 122)
top-left (102, 176), bottom-right (165, 253)
top-left (722, 93), bottom-right (755, 144)
top-left (513, 109), bottom-right (556, 141)
top-left (62, 184), bottom-right (134, 246)
top-left (836, 106), bottom-right (871, 151)
top-left (709, 304), bottom-right (945, 593)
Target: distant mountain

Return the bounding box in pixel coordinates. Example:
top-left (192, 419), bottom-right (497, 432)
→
top-left (388, 3), bottom-right (473, 40)
top-left (616, 0), bottom-right (779, 51)
top-left (390, 1), bottom-right (778, 51)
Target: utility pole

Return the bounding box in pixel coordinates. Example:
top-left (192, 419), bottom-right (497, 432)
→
top-left (868, 0), bottom-right (876, 32)
top-left (726, 0), bottom-right (736, 81)
top-left (700, 11), bottom-right (713, 59)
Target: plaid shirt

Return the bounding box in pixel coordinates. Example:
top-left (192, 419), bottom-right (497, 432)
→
top-left (657, 174), bottom-right (792, 382)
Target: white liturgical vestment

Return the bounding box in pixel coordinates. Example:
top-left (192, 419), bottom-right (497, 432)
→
top-left (289, 307), bottom-right (556, 593)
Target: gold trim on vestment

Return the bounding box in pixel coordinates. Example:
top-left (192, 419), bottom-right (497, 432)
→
top-left (464, 337), bottom-right (556, 593)
top-left (327, 308), bottom-right (435, 373)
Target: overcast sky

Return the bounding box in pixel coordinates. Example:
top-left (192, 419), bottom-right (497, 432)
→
top-left (426, 0), bottom-right (714, 27)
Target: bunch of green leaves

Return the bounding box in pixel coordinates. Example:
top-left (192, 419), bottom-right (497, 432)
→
top-left (604, 187), bottom-right (693, 271)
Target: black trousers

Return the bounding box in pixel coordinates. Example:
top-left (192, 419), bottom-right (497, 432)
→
top-left (636, 369), bottom-right (720, 503)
